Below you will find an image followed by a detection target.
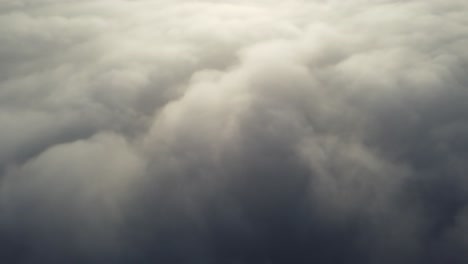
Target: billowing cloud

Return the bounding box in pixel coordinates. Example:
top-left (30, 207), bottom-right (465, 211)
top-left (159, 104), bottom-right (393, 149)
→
top-left (0, 0), bottom-right (468, 263)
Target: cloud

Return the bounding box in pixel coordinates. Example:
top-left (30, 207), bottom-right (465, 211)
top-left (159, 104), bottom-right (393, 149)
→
top-left (0, 0), bottom-right (468, 263)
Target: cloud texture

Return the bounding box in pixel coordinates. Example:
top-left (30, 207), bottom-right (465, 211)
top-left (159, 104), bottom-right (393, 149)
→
top-left (1, 0), bottom-right (468, 263)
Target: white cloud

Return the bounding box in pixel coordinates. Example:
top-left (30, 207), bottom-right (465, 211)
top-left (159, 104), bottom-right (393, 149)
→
top-left (0, 0), bottom-right (468, 263)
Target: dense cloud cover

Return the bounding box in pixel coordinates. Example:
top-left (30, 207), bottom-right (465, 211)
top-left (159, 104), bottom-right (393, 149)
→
top-left (1, 0), bottom-right (468, 263)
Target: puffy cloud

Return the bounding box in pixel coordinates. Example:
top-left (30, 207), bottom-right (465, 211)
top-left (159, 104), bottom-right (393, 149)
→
top-left (0, 0), bottom-right (468, 263)
top-left (0, 133), bottom-right (144, 262)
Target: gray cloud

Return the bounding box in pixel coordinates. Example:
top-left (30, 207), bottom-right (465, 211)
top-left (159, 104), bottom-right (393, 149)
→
top-left (0, 0), bottom-right (468, 263)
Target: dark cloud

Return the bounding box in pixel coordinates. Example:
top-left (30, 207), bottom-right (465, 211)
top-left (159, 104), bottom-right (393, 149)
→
top-left (0, 0), bottom-right (468, 263)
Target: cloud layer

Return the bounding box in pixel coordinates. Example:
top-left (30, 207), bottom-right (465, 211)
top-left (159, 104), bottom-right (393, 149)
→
top-left (1, 0), bottom-right (468, 263)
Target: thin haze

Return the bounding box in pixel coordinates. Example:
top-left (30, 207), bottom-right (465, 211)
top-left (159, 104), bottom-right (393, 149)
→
top-left (0, 0), bottom-right (468, 263)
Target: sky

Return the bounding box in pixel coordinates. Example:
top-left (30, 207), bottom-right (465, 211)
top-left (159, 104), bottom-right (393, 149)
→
top-left (0, 0), bottom-right (468, 263)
